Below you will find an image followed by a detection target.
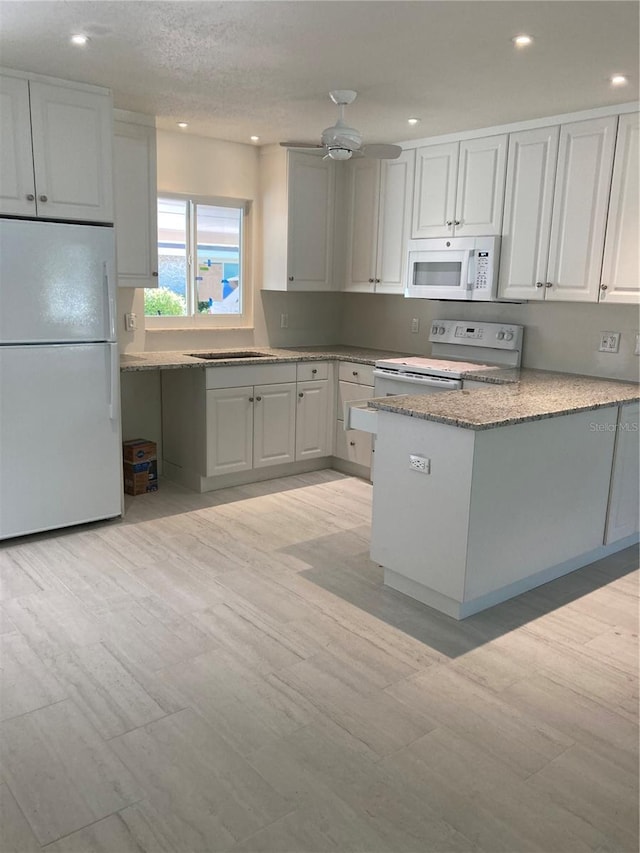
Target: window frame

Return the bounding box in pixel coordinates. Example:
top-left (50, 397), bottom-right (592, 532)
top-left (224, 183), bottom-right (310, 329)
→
top-left (145, 191), bottom-right (253, 330)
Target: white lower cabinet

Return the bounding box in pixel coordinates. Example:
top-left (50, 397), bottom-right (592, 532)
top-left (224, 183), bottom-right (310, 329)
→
top-left (206, 380), bottom-right (296, 476)
top-left (205, 386), bottom-right (254, 476)
top-left (604, 403), bottom-right (640, 545)
top-left (162, 361), bottom-right (333, 490)
top-left (333, 362), bottom-right (375, 474)
top-left (296, 379), bottom-right (331, 460)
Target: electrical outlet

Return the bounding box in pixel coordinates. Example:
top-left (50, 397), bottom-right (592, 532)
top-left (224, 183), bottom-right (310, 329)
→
top-left (410, 318), bottom-right (420, 334)
top-left (598, 332), bottom-right (620, 353)
top-left (124, 313), bottom-right (137, 332)
top-left (280, 313), bottom-right (288, 329)
top-left (409, 454), bottom-right (430, 474)
top-left (635, 334), bottom-right (640, 356)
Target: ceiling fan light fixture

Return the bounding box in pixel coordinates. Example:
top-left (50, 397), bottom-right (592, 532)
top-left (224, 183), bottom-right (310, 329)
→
top-left (326, 147), bottom-right (353, 161)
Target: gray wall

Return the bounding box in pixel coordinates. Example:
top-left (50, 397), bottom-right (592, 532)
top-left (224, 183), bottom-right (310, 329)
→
top-left (339, 294), bottom-right (640, 382)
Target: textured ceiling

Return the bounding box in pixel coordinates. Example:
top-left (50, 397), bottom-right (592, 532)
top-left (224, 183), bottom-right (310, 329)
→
top-left (0, 1), bottom-right (637, 147)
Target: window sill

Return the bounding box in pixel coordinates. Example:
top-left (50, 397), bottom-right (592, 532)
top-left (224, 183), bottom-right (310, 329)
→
top-left (145, 326), bottom-right (255, 333)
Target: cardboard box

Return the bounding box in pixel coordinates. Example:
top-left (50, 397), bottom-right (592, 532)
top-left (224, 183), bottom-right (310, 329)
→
top-left (123, 438), bottom-right (157, 464)
top-left (123, 439), bottom-right (158, 495)
top-left (123, 459), bottom-right (158, 495)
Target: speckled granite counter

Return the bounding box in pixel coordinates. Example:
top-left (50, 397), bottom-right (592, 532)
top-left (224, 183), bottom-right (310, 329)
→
top-left (120, 346), bottom-right (416, 372)
top-left (369, 369), bottom-right (639, 430)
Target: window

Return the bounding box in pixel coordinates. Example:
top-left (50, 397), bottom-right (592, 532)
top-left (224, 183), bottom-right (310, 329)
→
top-left (144, 194), bottom-right (249, 327)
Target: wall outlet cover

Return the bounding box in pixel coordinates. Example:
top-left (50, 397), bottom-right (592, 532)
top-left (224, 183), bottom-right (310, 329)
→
top-left (410, 318), bottom-right (420, 334)
top-left (598, 332), bottom-right (620, 353)
top-left (124, 313), bottom-right (137, 332)
top-left (635, 334), bottom-right (640, 356)
top-left (280, 313), bottom-right (288, 329)
top-left (409, 454), bottom-right (430, 474)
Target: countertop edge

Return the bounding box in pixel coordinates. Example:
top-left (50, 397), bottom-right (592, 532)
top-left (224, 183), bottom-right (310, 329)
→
top-left (369, 387), bottom-right (639, 430)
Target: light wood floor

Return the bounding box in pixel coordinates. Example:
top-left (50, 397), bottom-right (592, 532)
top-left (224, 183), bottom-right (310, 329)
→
top-left (1, 471), bottom-right (638, 853)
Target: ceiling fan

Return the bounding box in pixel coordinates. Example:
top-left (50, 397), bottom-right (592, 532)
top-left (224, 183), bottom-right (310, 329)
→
top-left (280, 90), bottom-right (402, 160)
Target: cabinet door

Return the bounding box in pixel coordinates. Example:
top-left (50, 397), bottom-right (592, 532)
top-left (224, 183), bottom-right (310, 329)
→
top-left (29, 81), bottom-right (114, 223)
top-left (253, 383), bottom-right (296, 468)
top-left (499, 126), bottom-right (560, 301)
top-left (454, 134), bottom-right (507, 237)
top-left (412, 142), bottom-right (458, 238)
top-left (206, 386), bottom-right (253, 477)
top-left (114, 120), bottom-right (159, 288)
top-left (344, 158), bottom-right (379, 292)
top-left (0, 75), bottom-right (36, 217)
top-left (546, 117), bottom-right (617, 302)
top-left (334, 422), bottom-right (373, 469)
top-left (376, 149), bottom-right (415, 294)
top-left (600, 113), bottom-right (639, 305)
top-left (287, 152), bottom-right (334, 290)
top-left (604, 403), bottom-right (639, 545)
top-left (296, 380), bottom-right (330, 460)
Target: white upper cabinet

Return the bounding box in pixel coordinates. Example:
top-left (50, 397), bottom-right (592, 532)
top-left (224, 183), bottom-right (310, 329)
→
top-left (600, 113), bottom-right (639, 304)
top-left (545, 117), bottom-right (617, 302)
top-left (261, 147), bottom-right (335, 291)
top-left (0, 72), bottom-right (113, 222)
top-left (344, 158), bottom-right (379, 292)
top-left (412, 142), bottom-right (457, 238)
top-left (499, 125), bottom-right (560, 301)
top-left (344, 150), bottom-right (414, 293)
top-left (412, 135), bottom-right (507, 238)
top-left (0, 76), bottom-right (37, 217)
top-left (114, 115), bottom-right (159, 288)
top-left (376, 150), bottom-right (415, 293)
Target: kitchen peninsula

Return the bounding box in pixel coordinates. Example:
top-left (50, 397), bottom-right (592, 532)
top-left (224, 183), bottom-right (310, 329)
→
top-left (368, 370), bottom-right (639, 618)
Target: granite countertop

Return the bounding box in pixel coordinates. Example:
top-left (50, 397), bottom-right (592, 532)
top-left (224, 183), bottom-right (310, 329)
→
top-left (368, 369), bottom-right (640, 430)
top-left (119, 345), bottom-right (416, 372)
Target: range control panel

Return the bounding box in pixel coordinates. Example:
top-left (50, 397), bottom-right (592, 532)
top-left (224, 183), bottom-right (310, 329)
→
top-left (428, 320), bottom-right (523, 350)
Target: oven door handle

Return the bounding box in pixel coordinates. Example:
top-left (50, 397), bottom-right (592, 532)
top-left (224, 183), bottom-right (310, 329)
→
top-left (373, 369), bottom-right (462, 390)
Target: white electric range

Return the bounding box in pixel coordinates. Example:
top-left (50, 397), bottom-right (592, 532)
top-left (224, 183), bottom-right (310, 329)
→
top-left (373, 319), bottom-right (523, 397)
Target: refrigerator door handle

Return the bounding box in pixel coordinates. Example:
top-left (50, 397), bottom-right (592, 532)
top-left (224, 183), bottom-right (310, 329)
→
top-left (108, 345), bottom-right (119, 421)
top-left (105, 261), bottom-right (116, 341)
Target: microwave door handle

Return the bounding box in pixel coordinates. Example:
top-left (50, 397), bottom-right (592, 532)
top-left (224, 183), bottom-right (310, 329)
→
top-left (461, 249), bottom-right (473, 290)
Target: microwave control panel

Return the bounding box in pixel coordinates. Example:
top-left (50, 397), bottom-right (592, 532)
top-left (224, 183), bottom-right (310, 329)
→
top-left (473, 251), bottom-right (491, 292)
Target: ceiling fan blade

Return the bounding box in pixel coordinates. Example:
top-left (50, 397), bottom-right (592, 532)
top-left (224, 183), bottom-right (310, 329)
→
top-left (279, 141), bottom-right (324, 149)
top-left (361, 143), bottom-right (403, 160)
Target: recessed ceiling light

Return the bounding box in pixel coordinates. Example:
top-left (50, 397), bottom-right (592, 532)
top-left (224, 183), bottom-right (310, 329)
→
top-left (250, 135), bottom-right (260, 142)
top-left (513, 34), bottom-right (533, 47)
top-left (177, 122), bottom-right (188, 129)
top-left (407, 118), bottom-right (421, 126)
top-left (70, 34), bottom-right (89, 46)
top-left (610, 74), bottom-right (628, 86)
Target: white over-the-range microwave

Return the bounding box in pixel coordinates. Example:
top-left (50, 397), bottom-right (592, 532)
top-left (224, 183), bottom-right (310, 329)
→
top-left (405, 236), bottom-right (502, 301)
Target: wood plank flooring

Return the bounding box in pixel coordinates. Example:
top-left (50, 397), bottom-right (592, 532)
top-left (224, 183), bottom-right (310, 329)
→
top-left (1, 471), bottom-right (638, 853)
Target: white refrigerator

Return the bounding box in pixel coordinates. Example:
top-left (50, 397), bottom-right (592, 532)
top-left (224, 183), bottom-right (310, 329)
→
top-left (0, 218), bottom-right (122, 539)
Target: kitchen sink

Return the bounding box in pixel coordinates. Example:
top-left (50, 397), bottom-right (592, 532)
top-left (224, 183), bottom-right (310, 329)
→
top-left (187, 351), bottom-right (269, 360)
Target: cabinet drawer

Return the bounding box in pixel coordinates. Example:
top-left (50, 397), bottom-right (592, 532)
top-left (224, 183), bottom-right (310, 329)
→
top-left (334, 423), bottom-right (372, 468)
top-left (206, 362), bottom-right (296, 389)
top-left (344, 399), bottom-right (378, 434)
top-left (338, 381), bottom-right (373, 417)
top-left (297, 361), bottom-right (329, 382)
top-left (338, 361), bottom-right (375, 386)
